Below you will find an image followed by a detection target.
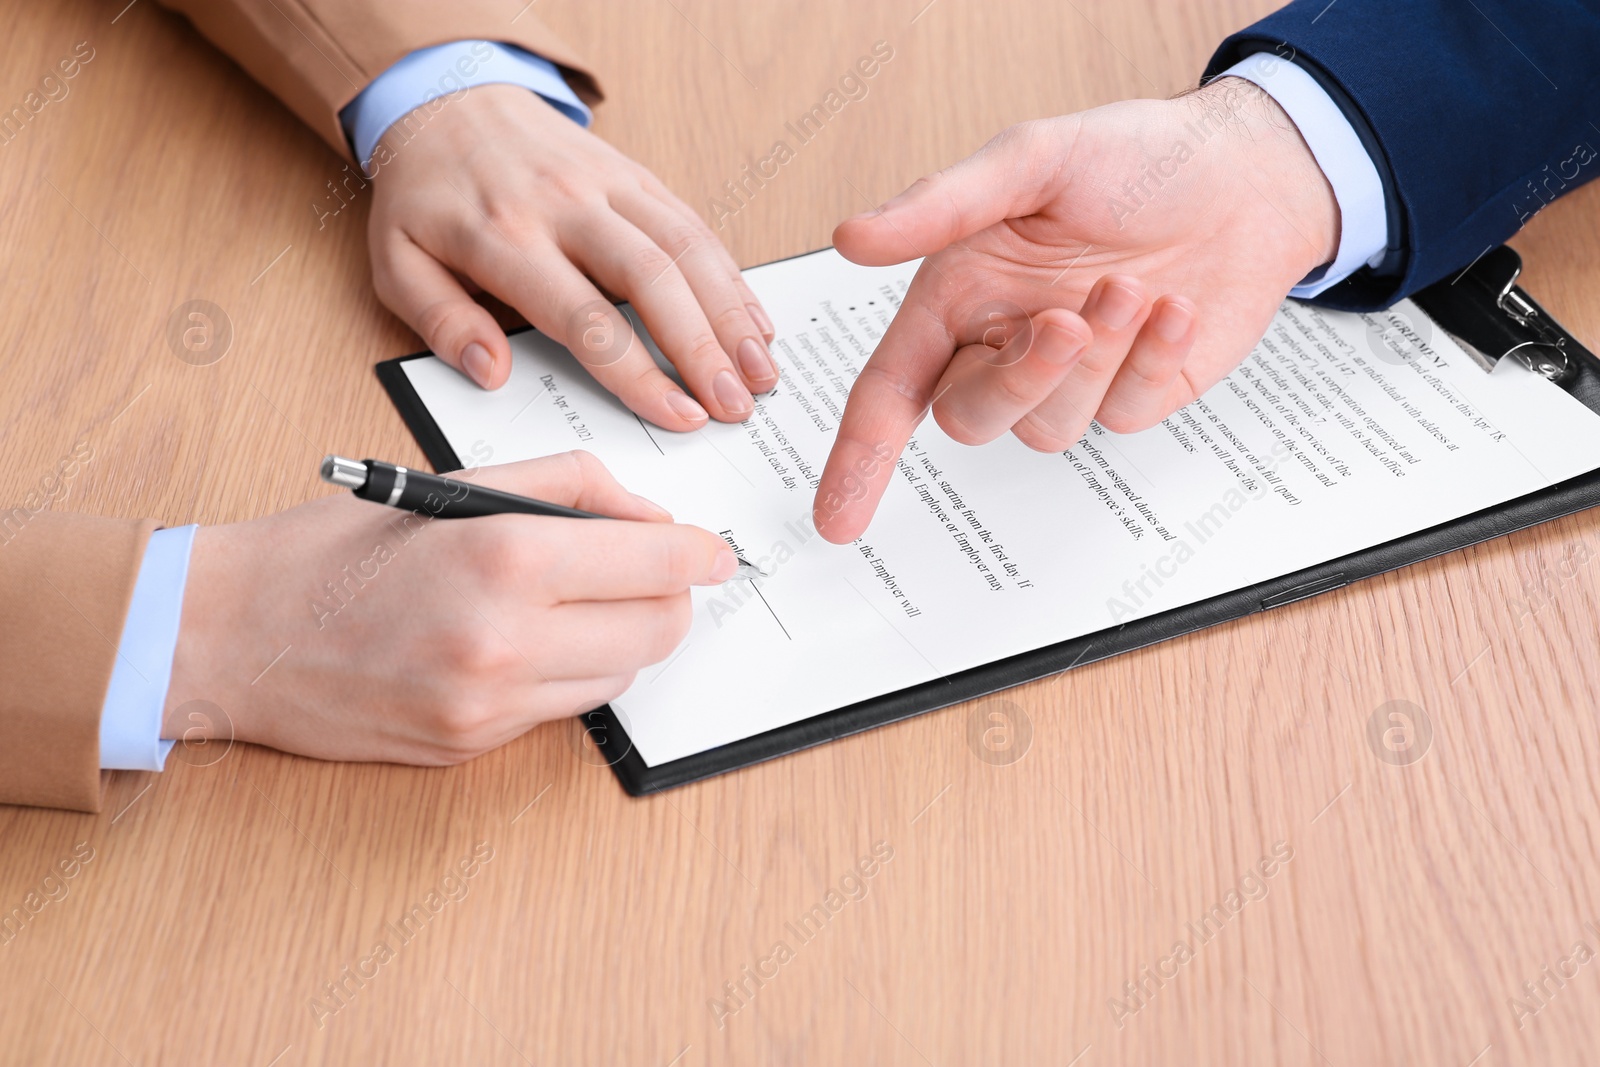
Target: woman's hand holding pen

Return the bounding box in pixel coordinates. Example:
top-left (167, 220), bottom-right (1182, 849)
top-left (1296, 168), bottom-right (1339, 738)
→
top-left (162, 452), bottom-right (735, 765)
top-left (813, 77), bottom-right (1340, 543)
top-left (367, 84), bottom-right (779, 428)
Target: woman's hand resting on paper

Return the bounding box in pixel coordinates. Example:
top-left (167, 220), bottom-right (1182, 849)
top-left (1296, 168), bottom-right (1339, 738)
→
top-left (367, 85), bottom-right (779, 429)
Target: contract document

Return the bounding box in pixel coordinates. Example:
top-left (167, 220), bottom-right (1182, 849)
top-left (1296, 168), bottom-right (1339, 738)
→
top-left (396, 249), bottom-right (1600, 769)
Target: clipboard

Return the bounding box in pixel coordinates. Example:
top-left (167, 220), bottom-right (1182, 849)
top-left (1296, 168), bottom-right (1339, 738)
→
top-left (376, 245), bottom-right (1600, 795)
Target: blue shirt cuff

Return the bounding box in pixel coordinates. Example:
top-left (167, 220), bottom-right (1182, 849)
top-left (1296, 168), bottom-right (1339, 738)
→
top-left (1220, 55), bottom-right (1389, 298)
top-left (340, 40), bottom-right (592, 171)
top-left (99, 525), bottom-right (196, 771)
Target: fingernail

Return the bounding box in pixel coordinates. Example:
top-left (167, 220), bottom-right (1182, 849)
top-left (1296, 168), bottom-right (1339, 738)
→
top-left (1152, 301), bottom-right (1194, 344)
top-left (631, 492), bottom-right (673, 521)
top-left (665, 389), bottom-right (708, 422)
top-left (1039, 323), bottom-right (1088, 365)
top-left (461, 342), bottom-right (495, 388)
top-left (1091, 283), bottom-right (1143, 331)
top-left (708, 547), bottom-right (739, 583)
top-left (712, 369), bottom-right (754, 417)
top-left (736, 337), bottom-right (776, 385)
top-left (746, 302), bottom-right (775, 341)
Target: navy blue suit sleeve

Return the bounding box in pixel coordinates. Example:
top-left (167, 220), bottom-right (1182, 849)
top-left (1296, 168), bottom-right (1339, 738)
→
top-left (1205, 0), bottom-right (1600, 311)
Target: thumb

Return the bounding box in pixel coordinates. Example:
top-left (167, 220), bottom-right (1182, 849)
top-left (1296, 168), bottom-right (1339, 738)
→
top-left (833, 118), bottom-right (1077, 266)
top-left (372, 234), bottom-right (513, 390)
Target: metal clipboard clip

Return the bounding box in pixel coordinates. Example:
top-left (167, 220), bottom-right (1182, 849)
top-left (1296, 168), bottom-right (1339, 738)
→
top-left (1411, 245), bottom-right (1581, 386)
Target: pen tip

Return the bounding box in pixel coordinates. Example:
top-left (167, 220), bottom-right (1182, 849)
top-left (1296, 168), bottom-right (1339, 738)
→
top-left (734, 557), bottom-right (769, 580)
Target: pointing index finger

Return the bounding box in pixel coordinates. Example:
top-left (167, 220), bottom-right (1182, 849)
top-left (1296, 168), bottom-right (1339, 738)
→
top-left (814, 277), bottom-right (955, 543)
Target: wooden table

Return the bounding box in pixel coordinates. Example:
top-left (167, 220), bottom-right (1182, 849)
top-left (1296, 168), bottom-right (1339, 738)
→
top-left (4, 1), bottom-right (1600, 1063)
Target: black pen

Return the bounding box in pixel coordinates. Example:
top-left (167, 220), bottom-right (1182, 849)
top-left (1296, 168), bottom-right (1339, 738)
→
top-left (320, 456), bottom-right (765, 580)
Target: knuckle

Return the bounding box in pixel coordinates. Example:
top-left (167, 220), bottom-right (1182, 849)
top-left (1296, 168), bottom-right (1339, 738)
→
top-left (462, 523), bottom-right (538, 586)
top-left (437, 617), bottom-right (520, 679)
top-left (369, 254), bottom-right (403, 306)
top-left (693, 335), bottom-right (729, 363)
top-left (670, 336), bottom-right (728, 373)
top-left (585, 672), bottom-right (635, 712)
top-left (1098, 407), bottom-right (1157, 435)
top-left (564, 448), bottom-right (616, 500)
top-left (933, 401), bottom-right (990, 446)
top-left (547, 169), bottom-right (602, 203)
top-left (1094, 395), bottom-right (1152, 434)
top-left (994, 118), bottom-right (1069, 197)
top-left (644, 628), bottom-right (681, 667)
top-left (608, 671), bottom-right (637, 701)
top-left (1017, 429), bottom-right (1071, 453)
top-left (627, 242), bottom-right (675, 282)
top-left (710, 303), bottom-right (753, 339)
top-left (642, 603), bottom-right (688, 664)
top-left (556, 449), bottom-right (591, 492)
top-left (429, 701), bottom-right (496, 761)
top-left (628, 361), bottom-right (669, 389)
top-left (414, 299), bottom-right (480, 347)
top-left (657, 531), bottom-right (706, 588)
top-left (1011, 118), bottom-right (1050, 148)
top-left (982, 123), bottom-right (1037, 171)
top-left (990, 122), bottom-right (1028, 153)
top-left (993, 367), bottom-right (1043, 409)
top-left (481, 202), bottom-right (546, 248)
top-left (1095, 411), bottom-right (1133, 434)
top-left (856, 361), bottom-right (927, 409)
top-left (658, 592), bottom-right (693, 649)
top-left (1014, 413), bottom-right (1075, 453)
top-left (657, 223), bottom-right (703, 255)
top-left (1120, 357), bottom-right (1171, 393)
top-left (562, 448), bottom-right (608, 490)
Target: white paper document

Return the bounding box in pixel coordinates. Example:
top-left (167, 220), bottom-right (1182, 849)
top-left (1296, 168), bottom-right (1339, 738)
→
top-left (401, 249), bottom-right (1600, 767)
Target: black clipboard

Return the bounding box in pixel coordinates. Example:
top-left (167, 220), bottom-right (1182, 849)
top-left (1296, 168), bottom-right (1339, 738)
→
top-left (376, 245), bottom-right (1600, 795)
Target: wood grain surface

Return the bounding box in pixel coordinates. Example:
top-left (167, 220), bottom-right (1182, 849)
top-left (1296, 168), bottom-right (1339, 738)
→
top-left (3, 1), bottom-right (1599, 1064)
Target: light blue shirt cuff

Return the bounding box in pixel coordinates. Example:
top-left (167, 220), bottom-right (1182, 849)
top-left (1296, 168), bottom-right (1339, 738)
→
top-left (1220, 56), bottom-right (1389, 298)
top-left (99, 525), bottom-right (196, 771)
top-left (340, 40), bottom-right (592, 170)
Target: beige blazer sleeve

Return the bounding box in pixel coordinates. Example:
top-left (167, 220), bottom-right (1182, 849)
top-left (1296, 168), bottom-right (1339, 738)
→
top-left (153, 0), bottom-right (603, 162)
top-left (0, 514), bottom-right (156, 812)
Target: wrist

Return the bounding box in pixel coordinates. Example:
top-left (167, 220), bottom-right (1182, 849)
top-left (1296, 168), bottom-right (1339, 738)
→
top-left (1198, 77), bottom-right (1341, 276)
top-left (372, 83), bottom-right (570, 179)
top-left (344, 41), bottom-right (590, 171)
top-left (164, 524), bottom-right (253, 745)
